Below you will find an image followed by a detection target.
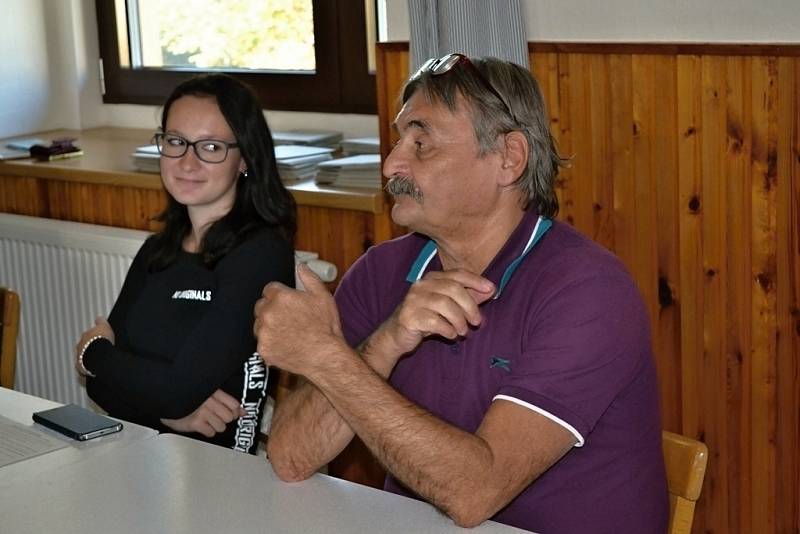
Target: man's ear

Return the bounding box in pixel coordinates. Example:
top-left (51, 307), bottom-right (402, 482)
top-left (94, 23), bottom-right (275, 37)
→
top-left (499, 131), bottom-right (529, 187)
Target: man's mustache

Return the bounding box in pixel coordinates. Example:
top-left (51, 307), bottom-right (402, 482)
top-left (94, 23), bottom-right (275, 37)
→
top-left (385, 175), bottom-right (423, 203)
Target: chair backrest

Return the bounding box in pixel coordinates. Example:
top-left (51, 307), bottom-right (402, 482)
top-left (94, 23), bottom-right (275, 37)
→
top-left (663, 430), bottom-right (709, 534)
top-left (0, 287), bottom-right (20, 389)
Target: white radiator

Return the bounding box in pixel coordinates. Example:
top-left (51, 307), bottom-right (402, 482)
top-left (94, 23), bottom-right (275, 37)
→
top-left (0, 213), bottom-right (337, 408)
top-left (0, 214), bottom-right (148, 407)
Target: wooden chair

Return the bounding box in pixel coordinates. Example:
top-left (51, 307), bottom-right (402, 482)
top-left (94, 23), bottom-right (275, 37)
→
top-left (663, 430), bottom-right (709, 534)
top-left (0, 287), bottom-right (20, 389)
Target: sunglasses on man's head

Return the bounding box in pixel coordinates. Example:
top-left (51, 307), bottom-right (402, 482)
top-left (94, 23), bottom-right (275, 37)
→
top-left (411, 53), bottom-right (521, 126)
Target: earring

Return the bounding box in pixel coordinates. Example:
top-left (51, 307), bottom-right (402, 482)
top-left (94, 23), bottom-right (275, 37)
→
top-left (242, 170), bottom-right (249, 178)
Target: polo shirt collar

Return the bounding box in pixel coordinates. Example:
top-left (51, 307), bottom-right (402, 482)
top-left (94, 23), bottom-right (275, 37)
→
top-left (405, 209), bottom-right (552, 299)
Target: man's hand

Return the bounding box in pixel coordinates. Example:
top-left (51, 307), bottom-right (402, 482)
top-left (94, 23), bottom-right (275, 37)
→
top-left (253, 264), bottom-right (347, 377)
top-left (369, 269), bottom-right (495, 358)
top-left (160, 389), bottom-right (244, 437)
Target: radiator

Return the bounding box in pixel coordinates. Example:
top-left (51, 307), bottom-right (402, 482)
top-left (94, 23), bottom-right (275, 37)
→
top-left (0, 214), bottom-right (148, 407)
top-left (0, 213), bottom-right (336, 409)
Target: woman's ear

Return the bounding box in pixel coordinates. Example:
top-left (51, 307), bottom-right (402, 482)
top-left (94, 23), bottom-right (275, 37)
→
top-left (499, 131), bottom-right (529, 186)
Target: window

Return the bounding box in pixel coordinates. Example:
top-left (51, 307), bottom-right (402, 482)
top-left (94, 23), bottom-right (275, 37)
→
top-left (96, 0), bottom-right (376, 114)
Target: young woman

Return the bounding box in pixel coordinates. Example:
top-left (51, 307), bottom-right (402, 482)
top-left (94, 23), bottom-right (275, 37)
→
top-left (75, 74), bottom-right (296, 454)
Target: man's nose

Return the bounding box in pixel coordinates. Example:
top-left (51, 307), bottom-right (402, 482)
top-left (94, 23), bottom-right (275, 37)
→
top-left (383, 140), bottom-right (409, 179)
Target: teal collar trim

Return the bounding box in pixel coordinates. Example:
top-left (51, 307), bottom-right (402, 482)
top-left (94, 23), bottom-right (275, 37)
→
top-left (406, 240), bottom-right (438, 283)
top-left (493, 216), bottom-right (551, 298)
top-left (405, 216), bottom-right (553, 299)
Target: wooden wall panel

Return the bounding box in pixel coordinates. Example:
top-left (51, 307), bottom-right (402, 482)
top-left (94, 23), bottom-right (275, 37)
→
top-left (376, 42), bottom-right (800, 534)
top-left (295, 204), bottom-right (386, 287)
top-left (0, 176), bottom-right (47, 217)
top-left (775, 56), bottom-right (800, 534)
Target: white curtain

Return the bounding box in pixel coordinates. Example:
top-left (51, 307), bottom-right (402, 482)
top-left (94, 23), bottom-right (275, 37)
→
top-left (408, 0), bottom-right (528, 72)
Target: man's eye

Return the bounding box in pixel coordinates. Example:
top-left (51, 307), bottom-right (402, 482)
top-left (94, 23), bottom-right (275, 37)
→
top-left (200, 141), bottom-right (224, 153)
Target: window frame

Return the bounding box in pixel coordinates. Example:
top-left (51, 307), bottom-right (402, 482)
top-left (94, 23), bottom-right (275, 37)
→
top-left (95, 0), bottom-right (376, 114)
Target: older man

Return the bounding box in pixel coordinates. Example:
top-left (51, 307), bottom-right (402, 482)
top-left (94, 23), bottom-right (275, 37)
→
top-left (255, 54), bottom-right (668, 533)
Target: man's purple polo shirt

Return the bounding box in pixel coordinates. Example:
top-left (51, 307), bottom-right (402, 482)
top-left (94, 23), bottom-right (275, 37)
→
top-left (334, 209), bottom-right (668, 533)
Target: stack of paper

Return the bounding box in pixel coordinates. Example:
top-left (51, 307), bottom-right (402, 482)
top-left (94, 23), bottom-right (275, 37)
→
top-left (131, 144), bottom-right (160, 173)
top-left (0, 137), bottom-right (47, 160)
top-left (275, 145), bottom-right (334, 181)
top-left (315, 154), bottom-right (381, 188)
top-left (340, 136), bottom-right (380, 156)
top-left (0, 147), bottom-right (31, 161)
top-left (6, 137), bottom-right (46, 151)
top-left (272, 130), bottom-right (342, 148)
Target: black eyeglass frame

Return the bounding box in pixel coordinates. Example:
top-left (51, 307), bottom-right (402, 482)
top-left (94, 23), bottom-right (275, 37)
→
top-left (411, 53), bottom-right (522, 126)
top-left (152, 132), bottom-right (240, 164)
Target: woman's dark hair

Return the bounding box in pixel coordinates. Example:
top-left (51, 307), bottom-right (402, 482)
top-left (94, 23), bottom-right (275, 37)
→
top-left (149, 73), bottom-right (296, 270)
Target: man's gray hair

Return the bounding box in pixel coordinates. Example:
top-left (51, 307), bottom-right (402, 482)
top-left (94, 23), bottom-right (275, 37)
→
top-left (401, 57), bottom-right (566, 218)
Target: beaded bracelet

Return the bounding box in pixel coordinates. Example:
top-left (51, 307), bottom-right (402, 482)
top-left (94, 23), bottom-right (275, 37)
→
top-left (77, 335), bottom-right (105, 377)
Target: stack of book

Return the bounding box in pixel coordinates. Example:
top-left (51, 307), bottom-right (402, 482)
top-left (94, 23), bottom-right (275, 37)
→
top-left (131, 145), bottom-right (160, 173)
top-left (275, 145), bottom-right (334, 181)
top-left (272, 130), bottom-right (343, 149)
top-left (340, 136), bottom-right (380, 156)
top-left (315, 154), bottom-right (381, 188)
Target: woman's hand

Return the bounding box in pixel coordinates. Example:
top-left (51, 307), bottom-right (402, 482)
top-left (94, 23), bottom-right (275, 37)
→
top-left (75, 317), bottom-right (115, 376)
top-left (160, 389), bottom-right (245, 437)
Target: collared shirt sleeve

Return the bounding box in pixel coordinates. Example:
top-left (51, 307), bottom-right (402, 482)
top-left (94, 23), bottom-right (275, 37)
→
top-left (493, 273), bottom-right (652, 447)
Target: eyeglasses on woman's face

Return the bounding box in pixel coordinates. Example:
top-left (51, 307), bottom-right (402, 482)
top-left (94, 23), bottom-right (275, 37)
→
top-left (153, 132), bottom-right (239, 164)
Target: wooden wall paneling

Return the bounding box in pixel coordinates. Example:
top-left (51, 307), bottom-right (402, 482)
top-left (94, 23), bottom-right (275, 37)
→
top-left (723, 54), bottom-right (751, 534)
top-left (372, 206), bottom-right (393, 244)
top-left (588, 53), bottom-right (615, 250)
top-left (748, 55), bottom-right (779, 534)
top-left (124, 187), bottom-right (149, 230)
top-left (530, 51), bottom-right (561, 161)
top-left (91, 183), bottom-right (115, 225)
top-left (631, 54), bottom-right (660, 352)
top-left (775, 55), bottom-right (800, 534)
top-left (43, 182), bottom-right (164, 232)
top-left (675, 54), bottom-right (705, 443)
top-left (700, 54), bottom-right (730, 534)
top-left (609, 54), bottom-right (637, 278)
top-left (66, 180), bottom-right (85, 223)
top-left (0, 175), bottom-right (46, 216)
top-left (294, 205), bottom-right (382, 288)
top-left (46, 180), bottom-right (70, 221)
top-left (374, 44), bottom-right (413, 241)
top-left (296, 205), bottom-right (339, 282)
top-left (79, 183), bottom-right (95, 223)
top-left (376, 44), bottom-right (409, 164)
top-left (566, 53), bottom-right (597, 234)
top-left (651, 54), bottom-right (682, 434)
top-left (554, 52), bottom-right (574, 228)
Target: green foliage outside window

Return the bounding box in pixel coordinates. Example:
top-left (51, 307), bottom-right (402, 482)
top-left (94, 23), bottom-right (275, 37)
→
top-left (138, 0), bottom-right (315, 71)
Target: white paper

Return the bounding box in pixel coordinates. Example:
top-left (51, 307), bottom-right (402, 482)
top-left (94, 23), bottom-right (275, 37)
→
top-left (0, 415), bottom-right (67, 468)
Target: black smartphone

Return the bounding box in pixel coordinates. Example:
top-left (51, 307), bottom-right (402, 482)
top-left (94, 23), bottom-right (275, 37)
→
top-left (32, 404), bottom-right (123, 441)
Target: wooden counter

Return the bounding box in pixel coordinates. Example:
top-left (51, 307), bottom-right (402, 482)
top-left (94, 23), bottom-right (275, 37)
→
top-left (0, 127), bottom-right (393, 285)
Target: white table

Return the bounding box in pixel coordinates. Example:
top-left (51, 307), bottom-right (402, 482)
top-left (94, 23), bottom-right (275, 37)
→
top-left (1, 431), bottom-right (528, 533)
top-left (0, 387), bottom-right (158, 484)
